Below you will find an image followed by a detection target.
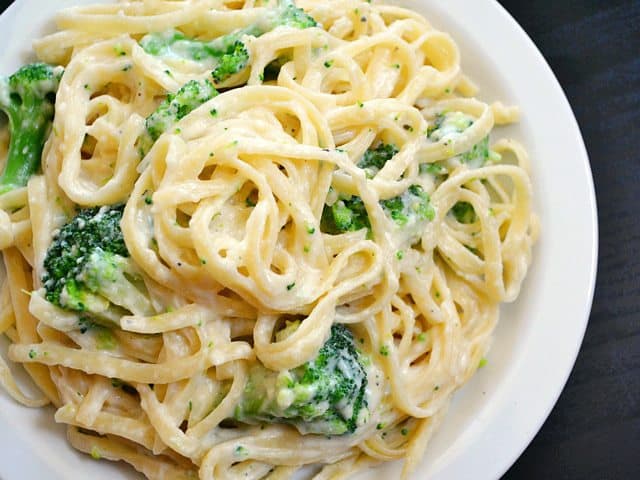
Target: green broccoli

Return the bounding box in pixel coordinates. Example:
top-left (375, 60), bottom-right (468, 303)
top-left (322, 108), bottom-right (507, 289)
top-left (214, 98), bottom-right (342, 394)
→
top-left (322, 142), bottom-right (435, 235)
top-left (419, 162), bottom-right (448, 177)
top-left (460, 136), bottom-right (490, 167)
top-left (139, 0), bottom-right (316, 85)
top-left (137, 78), bottom-right (218, 156)
top-left (210, 41), bottom-right (250, 84)
top-left (357, 143), bottom-right (398, 178)
top-left (321, 195), bottom-right (371, 235)
top-left (234, 323), bottom-right (369, 435)
top-left (427, 111), bottom-right (496, 168)
top-left (451, 201), bottom-right (476, 224)
top-left (321, 183), bottom-right (435, 237)
top-left (42, 204), bottom-right (152, 322)
top-left (0, 63), bottom-right (63, 194)
top-left (380, 185), bottom-right (435, 227)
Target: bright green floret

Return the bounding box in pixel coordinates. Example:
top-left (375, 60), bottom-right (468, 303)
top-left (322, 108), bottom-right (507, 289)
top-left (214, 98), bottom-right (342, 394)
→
top-left (0, 63), bottom-right (63, 194)
top-left (321, 185), bottom-right (435, 235)
top-left (138, 78), bottom-right (218, 156)
top-left (139, 0), bottom-right (316, 85)
top-left (42, 205), bottom-right (152, 322)
top-left (322, 143), bottom-right (435, 237)
top-left (234, 324), bottom-right (369, 435)
top-left (321, 195), bottom-right (371, 235)
top-left (357, 143), bottom-right (399, 178)
top-left (381, 184), bottom-right (435, 227)
top-left (427, 111), bottom-right (496, 168)
top-left (276, 0), bottom-right (319, 29)
top-left (210, 41), bottom-right (250, 84)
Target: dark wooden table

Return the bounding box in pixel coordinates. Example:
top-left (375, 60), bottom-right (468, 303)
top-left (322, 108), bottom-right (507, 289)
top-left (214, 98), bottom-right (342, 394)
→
top-left (0, 0), bottom-right (638, 479)
top-left (498, 1), bottom-right (640, 478)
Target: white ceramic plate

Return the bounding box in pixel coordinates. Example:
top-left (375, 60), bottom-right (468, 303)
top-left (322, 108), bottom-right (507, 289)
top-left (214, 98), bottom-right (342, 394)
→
top-left (0, 0), bottom-right (597, 479)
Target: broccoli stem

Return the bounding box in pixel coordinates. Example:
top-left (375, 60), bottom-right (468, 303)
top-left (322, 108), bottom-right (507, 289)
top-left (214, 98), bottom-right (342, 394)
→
top-left (0, 120), bottom-right (48, 194)
top-left (139, 0), bottom-right (316, 85)
top-left (0, 63), bottom-right (62, 194)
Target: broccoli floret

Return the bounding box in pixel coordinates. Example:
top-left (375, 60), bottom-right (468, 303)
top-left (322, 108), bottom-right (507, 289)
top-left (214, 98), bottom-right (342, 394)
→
top-left (419, 162), bottom-right (448, 176)
top-left (451, 201), bottom-right (476, 224)
top-left (234, 324), bottom-right (369, 435)
top-left (210, 41), bottom-right (249, 84)
top-left (321, 196), bottom-right (371, 235)
top-left (461, 135), bottom-right (490, 167)
top-left (357, 143), bottom-right (398, 178)
top-left (322, 143), bottom-right (435, 235)
top-left (381, 185), bottom-right (435, 227)
top-left (0, 63), bottom-right (63, 194)
top-left (427, 111), bottom-right (472, 141)
top-left (139, 0), bottom-right (316, 85)
top-left (137, 78), bottom-right (218, 156)
top-left (321, 184), bottom-right (435, 236)
top-left (42, 204), bottom-right (152, 321)
top-left (276, 0), bottom-right (319, 29)
top-left (427, 111), bottom-right (494, 168)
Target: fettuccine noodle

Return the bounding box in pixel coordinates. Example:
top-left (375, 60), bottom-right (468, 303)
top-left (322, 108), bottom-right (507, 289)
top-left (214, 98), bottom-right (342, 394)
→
top-left (0, 0), bottom-right (538, 478)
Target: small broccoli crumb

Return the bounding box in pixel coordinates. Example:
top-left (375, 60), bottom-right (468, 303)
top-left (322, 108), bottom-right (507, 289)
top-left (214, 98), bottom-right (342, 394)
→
top-left (379, 345), bottom-right (389, 356)
top-left (420, 162), bottom-right (447, 176)
top-left (113, 45), bottom-right (127, 56)
top-left (235, 445), bottom-right (249, 457)
top-left (28, 349), bottom-right (37, 359)
top-left (90, 446), bottom-right (101, 460)
top-left (478, 357), bottom-right (488, 368)
top-left (96, 328), bottom-right (117, 351)
top-left (245, 195), bottom-right (256, 207)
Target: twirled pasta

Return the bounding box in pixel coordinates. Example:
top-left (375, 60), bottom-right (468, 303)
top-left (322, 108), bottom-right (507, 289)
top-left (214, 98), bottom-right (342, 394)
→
top-left (0, 1), bottom-right (538, 479)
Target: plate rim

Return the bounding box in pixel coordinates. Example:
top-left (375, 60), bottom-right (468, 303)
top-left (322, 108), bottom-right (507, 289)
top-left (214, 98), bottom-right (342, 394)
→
top-left (0, 0), bottom-right (599, 479)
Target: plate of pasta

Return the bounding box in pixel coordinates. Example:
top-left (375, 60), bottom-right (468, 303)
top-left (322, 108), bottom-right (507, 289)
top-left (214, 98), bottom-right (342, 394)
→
top-left (0, 0), bottom-right (597, 479)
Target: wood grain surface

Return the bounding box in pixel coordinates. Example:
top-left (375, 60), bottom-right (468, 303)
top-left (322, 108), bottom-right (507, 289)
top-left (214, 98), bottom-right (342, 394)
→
top-left (0, 0), bottom-right (638, 479)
